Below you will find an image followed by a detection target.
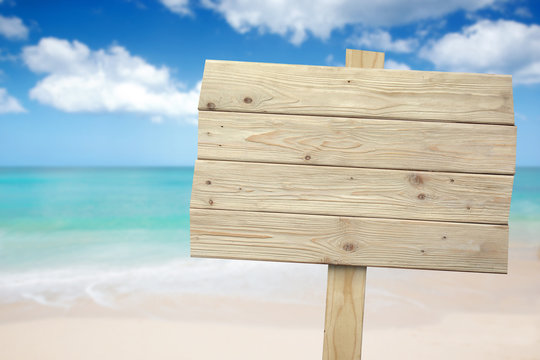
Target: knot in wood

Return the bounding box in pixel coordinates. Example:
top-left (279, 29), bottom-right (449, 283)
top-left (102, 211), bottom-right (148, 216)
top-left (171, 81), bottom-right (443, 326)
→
top-left (417, 193), bottom-right (426, 200)
top-left (206, 180), bottom-right (212, 185)
top-left (342, 243), bottom-right (355, 252)
top-left (243, 97), bottom-right (253, 104)
top-left (207, 102), bottom-right (216, 110)
top-left (408, 173), bottom-right (423, 186)
top-left (208, 199), bottom-right (214, 205)
top-left (304, 155), bottom-right (311, 160)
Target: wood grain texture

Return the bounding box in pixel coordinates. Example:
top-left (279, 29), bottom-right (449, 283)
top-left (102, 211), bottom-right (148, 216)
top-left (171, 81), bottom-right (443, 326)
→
top-left (323, 265), bottom-right (365, 360)
top-left (190, 208), bottom-right (509, 273)
top-left (198, 110), bottom-right (516, 175)
top-left (323, 49), bottom-right (379, 360)
top-left (191, 160), bottom-right (513, 225)
top-left (198, 60), bottom-right (514, 125)
top-left (345, 48), bottom-right (384, 69)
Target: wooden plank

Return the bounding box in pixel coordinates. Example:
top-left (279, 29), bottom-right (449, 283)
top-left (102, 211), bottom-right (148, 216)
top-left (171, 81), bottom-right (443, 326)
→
top-left (323, 265), bottom-right (365, 360)
top-left (190, 208), bottom-right (509, 273)
top-left (198, 60), bottom-right (514, 125)
top-left (198, 111), bottom-right (517, 175)
top-left (191, 160), bottom-right (513, 225)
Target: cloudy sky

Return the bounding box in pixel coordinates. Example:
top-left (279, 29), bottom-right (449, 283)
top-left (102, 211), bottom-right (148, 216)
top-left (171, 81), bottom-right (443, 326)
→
top-left (0, 0), bottom-right (538, 166)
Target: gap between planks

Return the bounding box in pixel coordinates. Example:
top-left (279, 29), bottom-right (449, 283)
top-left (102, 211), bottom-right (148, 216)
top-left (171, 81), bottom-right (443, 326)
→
top-left (188, 206), bottom-right (510, 227)
top-left (196, 156), bottom-right (516, 177)
top-left (197, 111), bottom-right (516, 175)
top-left (198, 109), bottom-right (518, 127)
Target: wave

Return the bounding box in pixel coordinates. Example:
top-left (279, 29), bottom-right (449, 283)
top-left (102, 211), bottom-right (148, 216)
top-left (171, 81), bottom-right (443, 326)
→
top-left (0, 258), bottom-right (327, 308)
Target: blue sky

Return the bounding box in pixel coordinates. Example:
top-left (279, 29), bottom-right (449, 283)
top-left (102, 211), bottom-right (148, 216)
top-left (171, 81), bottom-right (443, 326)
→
top-left (0, 0), bottom-right (538, 166)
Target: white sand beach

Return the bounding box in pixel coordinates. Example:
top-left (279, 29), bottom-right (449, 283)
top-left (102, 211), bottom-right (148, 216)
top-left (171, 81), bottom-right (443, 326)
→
top-left (1, 242), bottom-right (539, 360)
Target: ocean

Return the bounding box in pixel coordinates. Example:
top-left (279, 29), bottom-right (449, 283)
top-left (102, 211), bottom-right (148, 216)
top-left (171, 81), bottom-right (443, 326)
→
top-left (0, 167), bottom-right (538, 309)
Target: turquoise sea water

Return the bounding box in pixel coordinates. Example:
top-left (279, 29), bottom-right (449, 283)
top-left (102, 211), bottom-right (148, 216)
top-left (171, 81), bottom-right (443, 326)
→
top-left (0, 168), bottom-right (195, 306)
top-left (0, 168), bottom-right (192, 270)
top-left (510, 167), bottom-right (540, 221)
top-left (0, 167), bottom-right (538, 307)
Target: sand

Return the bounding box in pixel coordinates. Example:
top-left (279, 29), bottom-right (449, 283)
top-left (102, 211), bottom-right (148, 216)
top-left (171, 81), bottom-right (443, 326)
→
top-left (1, 313), bottom-right (538, 360)
top-left (1, 243), bottom-right (539, 359)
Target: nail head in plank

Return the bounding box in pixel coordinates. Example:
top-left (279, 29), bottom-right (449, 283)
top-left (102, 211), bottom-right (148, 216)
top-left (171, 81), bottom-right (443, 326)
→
top-left (323, 48), bottom-right (382, 360)
top-left (190, 208), bottom-right (508, 274)
top-left (191, 159), bottom-right (513, 225)
top-left (199, 60), bottom-right (514, 125)
top-left (198, 111), bottom-right (516, 175)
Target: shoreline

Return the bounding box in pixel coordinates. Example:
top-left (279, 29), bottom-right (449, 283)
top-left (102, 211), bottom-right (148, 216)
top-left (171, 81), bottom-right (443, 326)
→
top-left (1, 239), bottom-right (539, 359)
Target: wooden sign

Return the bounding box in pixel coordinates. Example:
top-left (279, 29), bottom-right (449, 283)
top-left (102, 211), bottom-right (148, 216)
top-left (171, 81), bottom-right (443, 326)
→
top-left (190, 49), bottom-right (515, 359)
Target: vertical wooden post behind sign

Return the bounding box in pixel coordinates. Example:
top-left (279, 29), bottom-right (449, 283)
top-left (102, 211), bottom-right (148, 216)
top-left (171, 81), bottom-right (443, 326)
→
top-left (322, 49), bottom-right (385, 360)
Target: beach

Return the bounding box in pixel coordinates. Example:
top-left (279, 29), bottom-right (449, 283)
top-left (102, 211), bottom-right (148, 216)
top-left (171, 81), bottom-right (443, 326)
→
top-left (1, 241), bottom-right (539, 359)
top-left (1, 168), bottom-right (539, 359)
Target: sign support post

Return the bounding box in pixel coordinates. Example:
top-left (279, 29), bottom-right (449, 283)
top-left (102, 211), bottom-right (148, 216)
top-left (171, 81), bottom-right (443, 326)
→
top-left (323, 49), bottom-right (385, 360)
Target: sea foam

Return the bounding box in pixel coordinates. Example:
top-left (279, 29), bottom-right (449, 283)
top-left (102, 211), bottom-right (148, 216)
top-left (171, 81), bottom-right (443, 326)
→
top-left (0, 258), bottom-right (327, 308)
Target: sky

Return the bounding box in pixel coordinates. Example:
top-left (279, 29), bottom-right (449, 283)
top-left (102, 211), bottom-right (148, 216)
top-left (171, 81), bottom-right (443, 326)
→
top-left (0, 0), bottom-right (538, 166)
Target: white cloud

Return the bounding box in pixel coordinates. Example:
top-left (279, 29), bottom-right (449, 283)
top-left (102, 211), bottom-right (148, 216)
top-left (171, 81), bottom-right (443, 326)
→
top-left (514, 7), bottom-right (532, 18)
top-left (325, 54), bottom-right (344, 67)
top-left (385, 59), bottom-right (411, 70)
top-left (0, 49), bottom-right (18, 62)
top-left (514, 62), bottom-right (540, 85)
top-left (348, 30), bottom-right (417, 53)
top-left (0, 14), bottom-right (29, 40)
top-left (159, 0), bottom-right (190, 15)
top-left (0, 88), bottom-right (26, 114)
top-left (195, 0), bottom-right (506, 45)
top-left (420, 19), bottom-right (540, 84)
top-left (150, 115), bottom-right (163, 123)
top-left (22, 37), bottom-right (200, 121)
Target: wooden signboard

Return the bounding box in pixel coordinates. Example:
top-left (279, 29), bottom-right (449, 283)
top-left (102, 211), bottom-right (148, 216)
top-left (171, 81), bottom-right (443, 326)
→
top-left (190, 49), bottom-right (516, 359)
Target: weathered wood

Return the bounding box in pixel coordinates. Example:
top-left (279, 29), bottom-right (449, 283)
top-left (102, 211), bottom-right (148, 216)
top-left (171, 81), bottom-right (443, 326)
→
top-left (190, 48), bottom-right (517, 360)
top-left (190, 208), bottom-right (508, 273)
top-left (191, 159), bottom-right (513, 225)
top-left (323, 265), bottom-right (365, 360)
top-left (323, 49), bottom-right (379, 360)
top-left (345, 49), bottom-right (384, 69)
top-left (199, 60), bottom-right (514, 125)
top-left (198, 110), bottom-right (516, 175)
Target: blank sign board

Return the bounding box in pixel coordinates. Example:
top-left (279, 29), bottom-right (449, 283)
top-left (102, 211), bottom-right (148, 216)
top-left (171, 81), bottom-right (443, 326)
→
top-left (190, 60), bottom-right (515, 274)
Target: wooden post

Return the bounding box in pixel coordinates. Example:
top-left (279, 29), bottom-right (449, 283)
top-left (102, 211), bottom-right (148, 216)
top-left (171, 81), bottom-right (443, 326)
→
top-left (345, 49), bottom-right (385, 69)
top-left (322, 49), bottom-right (385, 360)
